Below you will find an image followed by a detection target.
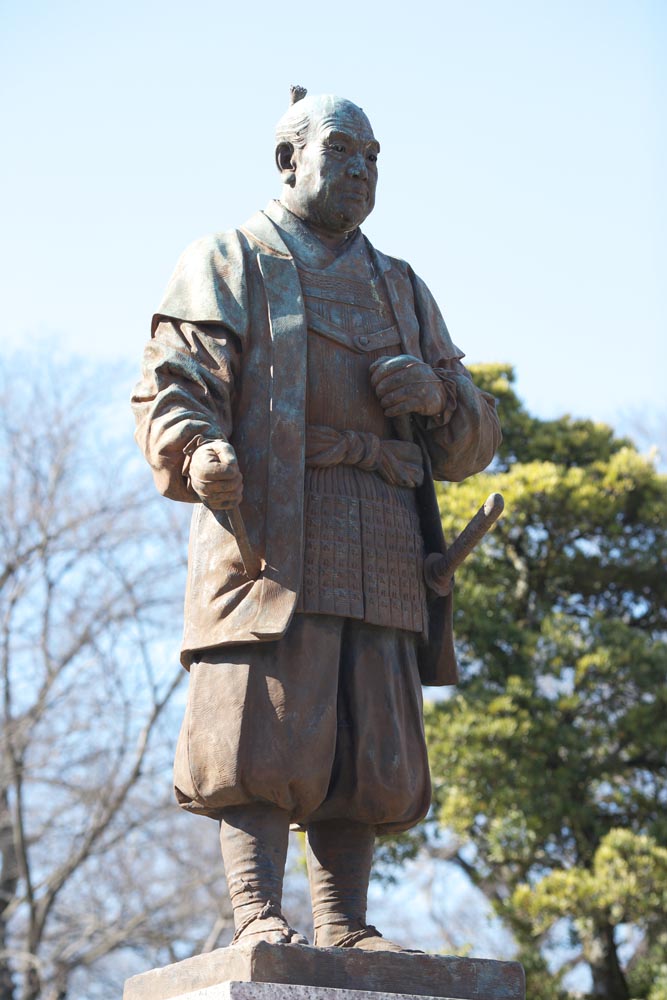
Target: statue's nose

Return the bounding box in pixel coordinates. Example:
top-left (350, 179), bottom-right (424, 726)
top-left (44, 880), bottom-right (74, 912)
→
top-left (347, 153), bottom-right (368, 179)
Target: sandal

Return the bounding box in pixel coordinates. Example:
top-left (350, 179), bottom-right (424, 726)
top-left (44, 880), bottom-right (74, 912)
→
top-left (231, 900), bottom-right (308, 947)
top-left (327, 922), bottom-right (423, 953)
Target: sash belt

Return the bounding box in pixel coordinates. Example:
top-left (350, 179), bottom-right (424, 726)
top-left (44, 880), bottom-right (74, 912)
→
top-left (306, 424), bottom-right (424, 488)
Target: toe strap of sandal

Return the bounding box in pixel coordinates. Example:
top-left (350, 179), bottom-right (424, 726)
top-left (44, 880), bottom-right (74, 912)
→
top-left (330, 923), bottom-right (383, 949)
top-left (231, 900), bottom-right (304, 945)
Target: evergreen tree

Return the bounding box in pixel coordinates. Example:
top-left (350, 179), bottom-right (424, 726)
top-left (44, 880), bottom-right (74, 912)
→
top-left (426, 365), bottom-right (667, 1000)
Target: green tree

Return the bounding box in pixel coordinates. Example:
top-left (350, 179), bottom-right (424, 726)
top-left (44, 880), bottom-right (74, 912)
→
top-left (425, 365), bottom-right (667, 1000)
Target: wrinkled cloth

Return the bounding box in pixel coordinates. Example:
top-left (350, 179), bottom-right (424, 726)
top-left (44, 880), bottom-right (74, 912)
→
top-left (173, 613), bottom-right (431, 832)
top-left (306, 425), bottom-right (424, 488)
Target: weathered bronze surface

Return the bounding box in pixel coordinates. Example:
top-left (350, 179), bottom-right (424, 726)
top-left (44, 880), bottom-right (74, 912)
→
top-left (131, 87), bottom-right (502, 954)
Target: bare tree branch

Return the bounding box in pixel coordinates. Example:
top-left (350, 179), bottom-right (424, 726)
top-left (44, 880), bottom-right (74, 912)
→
top-left (0, 355), bottom-right (233, 999)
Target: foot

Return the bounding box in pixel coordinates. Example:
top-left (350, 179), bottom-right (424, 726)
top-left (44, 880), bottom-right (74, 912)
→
top-left (231, 901), bottom-right (308, 947)
top-left (316, 921), bottom-right (422, 953)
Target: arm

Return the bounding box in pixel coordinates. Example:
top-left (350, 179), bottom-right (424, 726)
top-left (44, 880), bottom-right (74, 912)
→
top-left (131, 319), bottom-right (242, 502)
top-left (419, 358), bottom-right (502, 482)
top-left (371, 267), bottom-right (501, 482)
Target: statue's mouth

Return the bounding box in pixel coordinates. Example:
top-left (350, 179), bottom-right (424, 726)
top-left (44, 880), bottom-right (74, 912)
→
top-left (343, 187), bottom-right (368, 202)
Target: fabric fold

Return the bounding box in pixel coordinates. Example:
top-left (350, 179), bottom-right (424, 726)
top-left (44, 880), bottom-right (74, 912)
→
top-left (305, 424), bottom-right (424, 488)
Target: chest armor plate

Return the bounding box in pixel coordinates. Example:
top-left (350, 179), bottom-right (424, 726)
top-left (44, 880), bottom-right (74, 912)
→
top-left (295, 241), bottom-right (427, 635)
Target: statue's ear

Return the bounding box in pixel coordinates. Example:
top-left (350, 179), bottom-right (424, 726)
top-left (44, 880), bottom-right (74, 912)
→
top-left (275, 141), bottom-right (296, 180)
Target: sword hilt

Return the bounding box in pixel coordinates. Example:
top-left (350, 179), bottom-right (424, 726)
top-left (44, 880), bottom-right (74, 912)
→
top-left (424, 492), bottom-right (505, 596)
top-left (226, 506), bottom-right (262, 580)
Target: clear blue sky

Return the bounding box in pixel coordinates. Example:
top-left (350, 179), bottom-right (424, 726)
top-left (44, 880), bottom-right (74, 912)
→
top-left (1, 0), bottom-right (665, 434)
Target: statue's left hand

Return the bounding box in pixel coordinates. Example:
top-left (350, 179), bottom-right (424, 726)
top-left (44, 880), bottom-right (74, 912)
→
top-left (370, 355), bottom-right (445, 418)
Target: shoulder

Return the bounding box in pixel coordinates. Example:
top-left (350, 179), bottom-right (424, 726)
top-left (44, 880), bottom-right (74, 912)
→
top-left (363, 238), bottom-right (434, 302)
top-left (154, 227), bottom-right (254, 334)
top-left (363, 234), bottom-right (464, 363)
top-left (174, 228), bottom-right (250, 273)
top-left (365, 235), bottom-right (439, 308)
top-left (363, 235), bottom-right (438, 307)
top-left (362, 236), bottom-right (412, 279)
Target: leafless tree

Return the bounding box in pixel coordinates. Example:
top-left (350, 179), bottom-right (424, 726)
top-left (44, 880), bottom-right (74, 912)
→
top-left (0, 356), bottom-right (233, 1000)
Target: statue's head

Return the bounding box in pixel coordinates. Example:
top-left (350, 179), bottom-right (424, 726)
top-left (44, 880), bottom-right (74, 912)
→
top-left (275, 87), bottom-right (379, 239)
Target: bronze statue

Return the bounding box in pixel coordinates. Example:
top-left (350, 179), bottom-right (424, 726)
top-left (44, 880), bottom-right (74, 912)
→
top-left (132, 87), bottom-right (501, 951)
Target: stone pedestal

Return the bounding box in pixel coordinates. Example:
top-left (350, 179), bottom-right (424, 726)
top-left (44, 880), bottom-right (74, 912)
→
top-left (123, 943), bottom-right (525, 1000)
top-left (147, 987), bottom-right (514, 1000)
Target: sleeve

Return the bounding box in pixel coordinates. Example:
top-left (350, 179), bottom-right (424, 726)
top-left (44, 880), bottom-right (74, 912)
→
top-left (410, 270), bottom-right (502, 483)
top-left (131, 319), bottom-right (242, 502)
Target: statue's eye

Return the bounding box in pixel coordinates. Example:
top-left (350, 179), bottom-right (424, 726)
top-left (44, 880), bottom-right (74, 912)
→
top-left (367, 152), bottom-right (378, 163)
top-left (330, 143), bottom-right (346, 153)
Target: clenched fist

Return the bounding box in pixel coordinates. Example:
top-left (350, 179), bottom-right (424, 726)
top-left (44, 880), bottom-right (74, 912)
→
top-left (369, 354), bottom-right (445, 418)
top-left (188, 440), bottom-right (243, 510)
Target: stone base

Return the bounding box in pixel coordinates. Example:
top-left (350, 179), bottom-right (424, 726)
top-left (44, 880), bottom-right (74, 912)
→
top-left (123, 943), bottom-right (525, 1000)
top-left (156, 986), bottom-right (511, 1000)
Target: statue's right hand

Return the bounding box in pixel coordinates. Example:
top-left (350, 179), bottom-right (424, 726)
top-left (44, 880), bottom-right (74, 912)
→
top-left (188, 440), bottom-right (243, 509)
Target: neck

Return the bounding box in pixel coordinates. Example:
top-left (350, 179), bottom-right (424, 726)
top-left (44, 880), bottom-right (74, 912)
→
top-left (303, 220), bottom-right (356, 251)
top-left (279, 198), bottom-right (356, 250)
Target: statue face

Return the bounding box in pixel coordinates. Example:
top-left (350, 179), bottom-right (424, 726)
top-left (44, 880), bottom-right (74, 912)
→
top-left (281, 102), bottom-right (379, 236)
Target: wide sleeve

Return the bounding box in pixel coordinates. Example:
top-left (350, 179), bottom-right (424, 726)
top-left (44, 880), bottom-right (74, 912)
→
top-left (131, 231), bottom-right (251, 502)
top-left (131, 319), bottom-right (242, 502)
top-left (411, 269), bottom-right (502, 482)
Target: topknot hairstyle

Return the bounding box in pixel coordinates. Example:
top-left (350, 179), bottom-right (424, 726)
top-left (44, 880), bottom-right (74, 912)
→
top-left (275, 84), bottom-right (313, 151)
top-left (290, 84), bottom-right (308, 105)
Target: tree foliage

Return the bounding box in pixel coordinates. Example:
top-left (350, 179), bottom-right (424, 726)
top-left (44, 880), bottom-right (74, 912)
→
top-left (425, 365), bottom-right (667, 1000)
top-left (0, 358), bottom-right (233, 1000)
